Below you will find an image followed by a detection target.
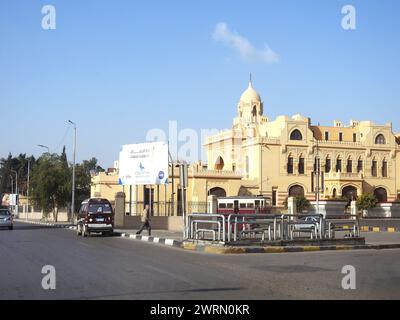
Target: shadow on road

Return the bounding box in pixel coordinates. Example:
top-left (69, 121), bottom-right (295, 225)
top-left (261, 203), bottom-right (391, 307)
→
top-left (252, 265), bottom-right (333, 273)
top-left (4, 225), bottom-right (69, 231)
top-left (78, 287), bottom-right (244, 300)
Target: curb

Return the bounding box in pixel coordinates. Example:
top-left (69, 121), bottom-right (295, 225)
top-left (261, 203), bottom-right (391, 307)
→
top-left (182, 243), bottom-right (400, 255)
top-left (14, 219), bottom-right (73, 228)
top-left (15, 220), bottom-right (182, 248)
top-left (360, 226), bottom-right (399, 233)
top-left (118, 233), bottom-right (183, 248)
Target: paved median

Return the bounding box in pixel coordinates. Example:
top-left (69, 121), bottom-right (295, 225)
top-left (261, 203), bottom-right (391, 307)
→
top-left (182, 242), bottom-right (400, 254)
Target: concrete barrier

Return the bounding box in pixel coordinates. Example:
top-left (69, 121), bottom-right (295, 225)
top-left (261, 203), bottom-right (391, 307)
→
top-left (121, 216), bottom-right (183, 232)
top-left (366, 203), bottom-right (400, 218)
top-left (18, 210), bottom-right (69, 222)
top-left (309, 200), bottom-right (347, 217)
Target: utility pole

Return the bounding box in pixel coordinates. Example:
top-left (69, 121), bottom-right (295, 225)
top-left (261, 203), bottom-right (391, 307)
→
top-left (315, 139), bottom-right (320, 215)
top-left (68, 120), bottom-right (77, 223)
top-left (260, 141), bottom-right (263, 196)
top-left (168, 151), bottom-right (175, 216)
top-left (10, 175), bottom-right (14, 195)
top-left (27, 159), bottom-right (30, 220)
top-left (179, 162), bottom-right (188, 239)
top-left (11, 170), bottom-right (18, 217)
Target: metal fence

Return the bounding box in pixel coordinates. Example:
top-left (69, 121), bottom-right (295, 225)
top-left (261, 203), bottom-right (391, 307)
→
top-left (187, 213), bottom-right (360, 244)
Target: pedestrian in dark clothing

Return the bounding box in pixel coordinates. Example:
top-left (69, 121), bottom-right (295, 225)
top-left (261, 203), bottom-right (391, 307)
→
top-left (137, 204), bottom-right (152, 236)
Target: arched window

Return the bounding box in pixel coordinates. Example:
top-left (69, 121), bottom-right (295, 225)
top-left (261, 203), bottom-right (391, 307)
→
top-left (288, 185), bottom-right (305, 198)
top-left (371, 158), bottom-right (378, 177)
top-left (290, 129), bottom-right (303, 141)
top-left (252, 106), bottom-right (257, 118)
top-left (209, 187), bottom-right (227, 198)
top-left (287, 156), bottom-right (294, 174)
top-left (374, 188), bottom-right (388, 203)
top-left (382, 159), bottom-right (388, 178)
top-left (342, 186), bottom-right (358, 201)
top-left (375, 134), bottom-right (386, 145)
top-left (298, 156), bottom-right (305, 174)
top-left (332, 188), bottom-right (337, 198)
top-left (346, 157), bottom-right (353, 173)
top-left (336, 156), bottom-right (342, 173)
top-left (325, 157), bottom-right (331, 173)
top-left (357, 157), bottom-right (363, 173)
top-left (215, 156), bottom-right (224, 171)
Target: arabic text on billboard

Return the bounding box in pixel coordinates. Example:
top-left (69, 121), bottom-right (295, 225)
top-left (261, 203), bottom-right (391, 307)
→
top-left (118, 141), bottom-right (169, 186)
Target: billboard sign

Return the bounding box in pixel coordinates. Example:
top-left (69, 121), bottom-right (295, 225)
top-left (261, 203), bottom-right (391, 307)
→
top-left (9, 194), bottom-right (18, 206)
top-left (118, 141), bottom-right (169, 186)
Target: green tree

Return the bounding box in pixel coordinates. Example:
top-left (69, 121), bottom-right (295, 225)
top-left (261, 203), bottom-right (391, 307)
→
top-left (283, 196), bottom-right (311, 213)
top-left (0, 153), bottom-right (36, 202)
top-left (60, 146), bottom-right (68, 167)
top-left (74, 158), bottom-right (104, 210)
top-left (357, 193), bottom-right (378, 214)
top-left (30, 153), bottom-right (71, 221)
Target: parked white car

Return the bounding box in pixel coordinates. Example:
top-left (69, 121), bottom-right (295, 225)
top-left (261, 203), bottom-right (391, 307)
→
top-left (292, 216), bottom-right (320, 230)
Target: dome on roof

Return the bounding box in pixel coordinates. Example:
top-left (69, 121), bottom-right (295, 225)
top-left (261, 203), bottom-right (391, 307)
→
top-left (240, 81), bottom-right (261, 103)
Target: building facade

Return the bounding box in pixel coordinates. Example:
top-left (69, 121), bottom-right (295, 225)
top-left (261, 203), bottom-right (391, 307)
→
top-left (92, 81), bottom-right (400, 214)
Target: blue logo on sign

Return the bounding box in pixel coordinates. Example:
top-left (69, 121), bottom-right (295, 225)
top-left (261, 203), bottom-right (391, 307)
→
top-left (158, 171), bottom-right (165, 180)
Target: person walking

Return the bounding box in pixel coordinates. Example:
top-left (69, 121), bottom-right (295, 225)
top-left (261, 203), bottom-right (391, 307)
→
top-left (137, 204), bottom-right (152, 236)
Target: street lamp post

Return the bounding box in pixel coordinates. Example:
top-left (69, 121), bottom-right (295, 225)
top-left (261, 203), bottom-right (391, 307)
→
top-left (38, 145), bottom-right (50, 153)
top-left (68, 120), bottom-right (77, 223)
top-left (314, 138), bottom-right (321, 215)
top-left (27, 159), bottom-right (31, 220)
top-left (10, 175), bottom-right (14, 195)
top-left (11, 170), bottom-right (18, 217)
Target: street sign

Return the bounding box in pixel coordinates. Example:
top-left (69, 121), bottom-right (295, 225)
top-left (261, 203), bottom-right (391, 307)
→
top-left (9, 194), bottom-right (19, 206)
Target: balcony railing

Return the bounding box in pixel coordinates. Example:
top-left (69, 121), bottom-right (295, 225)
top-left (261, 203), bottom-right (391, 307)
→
top-left (193, 168), bottom-right (243, 178)
top-left (316, 140), bottom-right (363, 147)
top-left (325, 171), bottom-right (364, 180)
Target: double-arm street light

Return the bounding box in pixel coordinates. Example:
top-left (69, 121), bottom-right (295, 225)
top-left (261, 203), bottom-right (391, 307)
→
top-left (37, 144), bottom-right (50, 153)
top-left (68, 120), bottom-right (77, 222)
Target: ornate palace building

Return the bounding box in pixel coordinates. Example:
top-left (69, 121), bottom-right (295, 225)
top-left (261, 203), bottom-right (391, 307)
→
top-left (92, 80), bottom-right (400, 213)
top-left (204, 80), bottom-right (400, 207)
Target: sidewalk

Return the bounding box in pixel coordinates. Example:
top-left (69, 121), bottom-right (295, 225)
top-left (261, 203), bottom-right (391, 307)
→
top-left (114, 228), bottom-right (184, 248)
top-left (114, 229), bottom-right (183, 241)
top-left (363, 232), bottom-right (400, 245)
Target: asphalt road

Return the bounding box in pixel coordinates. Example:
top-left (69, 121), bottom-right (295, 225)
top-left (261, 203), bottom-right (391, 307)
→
top-left (1, 222), bottom-right (400, 300)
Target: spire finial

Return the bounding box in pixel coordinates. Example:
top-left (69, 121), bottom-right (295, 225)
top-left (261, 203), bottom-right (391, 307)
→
top-left (249, 72), bottom-right (253, 86)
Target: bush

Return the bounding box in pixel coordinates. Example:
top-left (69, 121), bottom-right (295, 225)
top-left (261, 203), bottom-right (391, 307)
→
top-left (357, 194), bottom-right (378, 211)
top-left (283, 196), bottom-right (311, 213)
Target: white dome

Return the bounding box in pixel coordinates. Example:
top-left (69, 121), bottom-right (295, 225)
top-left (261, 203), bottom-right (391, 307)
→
top-left (240, 82), bottom-right (261, 103)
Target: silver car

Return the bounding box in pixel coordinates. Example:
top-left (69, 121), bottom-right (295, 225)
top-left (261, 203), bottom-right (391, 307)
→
top-left (0, 209), bottom-right (13, 230)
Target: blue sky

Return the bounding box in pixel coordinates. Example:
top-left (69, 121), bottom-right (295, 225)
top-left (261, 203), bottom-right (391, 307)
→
top-left (0, 0), bottom-right (399, 167)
